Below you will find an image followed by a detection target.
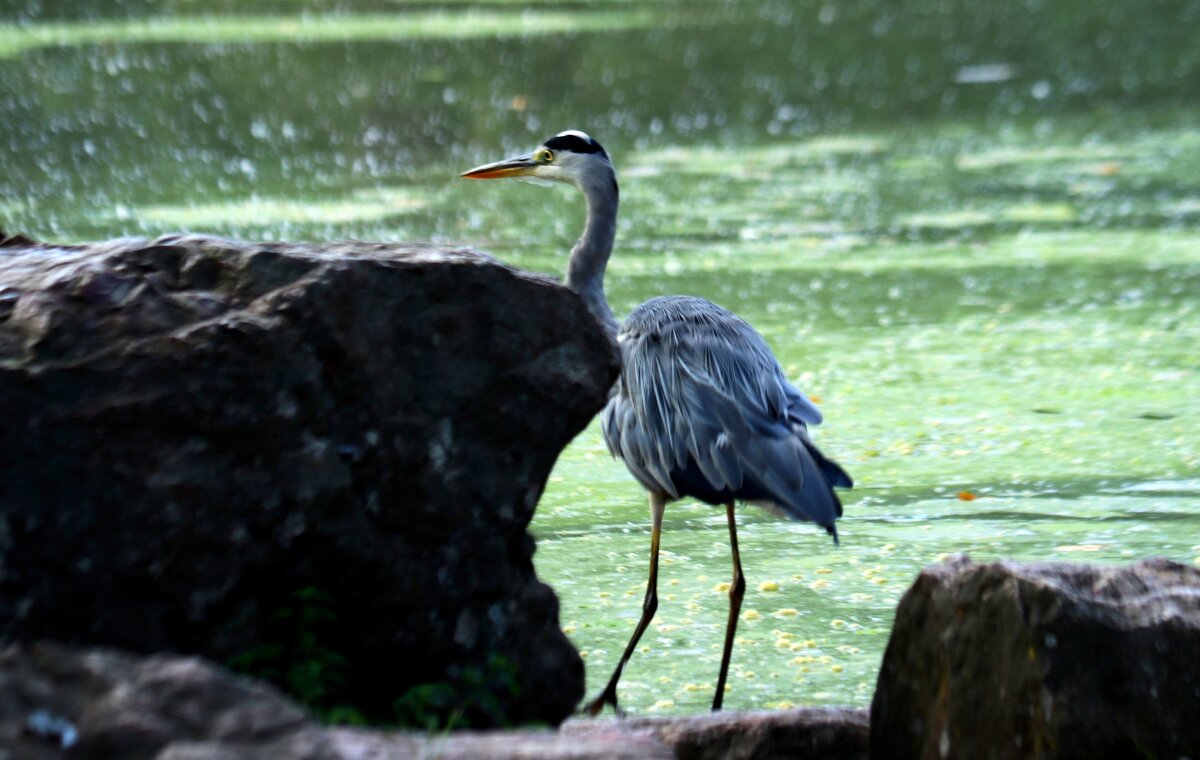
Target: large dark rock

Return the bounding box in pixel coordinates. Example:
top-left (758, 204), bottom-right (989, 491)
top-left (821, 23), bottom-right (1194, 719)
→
top-left (870, 555), bottom-right (1200, 759)
top-left (0, 233), bottom-right (619, 726)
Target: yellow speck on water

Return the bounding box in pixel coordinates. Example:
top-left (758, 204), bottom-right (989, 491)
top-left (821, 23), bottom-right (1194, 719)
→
top-left (713, 582), bottom-right (731, 593)
top-left (766, 700), bottom-right (796, 709)
top-left (832, 664), bottom-right (844, 673)
top-left (658, 676), bottom-right (672, 684)
top-left (664, 593), bottom-right (677, 601)
top-left (881, 543), bottom-right (897, 553)
top-left (724, 684), bottom-right (732, 692)
top-left (776, 631), bottom-right (796, 640)
top-left (562, 625), bottom-right (576, 635)
top-left (650, 699), bottom-right (674, 711)
top-left (861, 568), bottom-right (876, 578)
top-left (579, 650), bottom-right (589, 658)
top-left (830, 619), bottom-right (847, 629)
top-left (936, 552), bottom-right (952, 562)
top-left (697, 574), bottom-right (709, 581)
top-left (815, 568), bottom-right (833, 574)
top-left (743, 610), bottom-right (761, 621)
top-left (810, 579), bottom-right (831, 590)
top-left (790, 655), bottom-right (818, 665)
top-left (597, 591), bottom-right (611, 598)
top-left (684, 682), bottom-right (710, 692)
top-left (641, 646), bottom-right (651, 653)
top-left (774, 638), bottom-right (791, 648)
top-left (668, 579), bottom-right (680, 586)
top-left (758, 581), bottom-right (780, 592)
top-left (871, 577), bottom-right (888, 585)
top-left (773, 608), bottom-right (799, 618)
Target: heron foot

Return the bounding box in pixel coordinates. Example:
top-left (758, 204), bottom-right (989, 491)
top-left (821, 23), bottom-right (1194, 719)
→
top-left (580, 682), bottom-right (625, 718)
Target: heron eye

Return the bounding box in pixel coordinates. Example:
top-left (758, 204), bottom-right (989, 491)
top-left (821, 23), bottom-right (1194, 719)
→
top-left (536, 148), bottom-right (554, 163)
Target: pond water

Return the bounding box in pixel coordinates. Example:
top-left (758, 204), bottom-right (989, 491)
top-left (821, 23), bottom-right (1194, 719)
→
top-left (3, 0), bottom-right (1199, 716)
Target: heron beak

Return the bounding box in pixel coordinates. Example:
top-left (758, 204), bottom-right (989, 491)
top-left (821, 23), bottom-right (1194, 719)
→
top-left (461, 154), bottom-right (538, 180)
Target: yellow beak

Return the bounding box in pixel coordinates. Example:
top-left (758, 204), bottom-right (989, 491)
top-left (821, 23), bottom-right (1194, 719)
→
top-left (460, 154), bottom-right (538, 180)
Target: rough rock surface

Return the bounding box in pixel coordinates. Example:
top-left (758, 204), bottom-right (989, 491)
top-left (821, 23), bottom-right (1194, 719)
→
top-left (870, 555), bottom-right (1200, 759)
top-left (2, 642), bottom-right (868, 759)
top-left (564, 708), bottom-right (870, 760)
top-left (0, 233), bottom-right (619, 726)
top-left (2, 642), bottom-right (327, 760)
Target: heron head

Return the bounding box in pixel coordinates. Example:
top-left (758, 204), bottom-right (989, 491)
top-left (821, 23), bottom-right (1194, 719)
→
top-left (461, 130), bottom-right (613, 189)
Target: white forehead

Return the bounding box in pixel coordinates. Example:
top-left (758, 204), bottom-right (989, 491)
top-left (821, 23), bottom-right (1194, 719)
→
top-left (555, 129), bottom-right (593, 141)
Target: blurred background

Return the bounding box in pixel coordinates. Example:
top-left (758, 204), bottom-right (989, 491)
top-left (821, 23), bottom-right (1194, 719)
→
top-left (3, 0), bottom-right (1199, 715)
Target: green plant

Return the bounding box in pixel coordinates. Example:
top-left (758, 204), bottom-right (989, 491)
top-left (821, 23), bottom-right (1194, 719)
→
top-left (227, 586), bottom-right (363, 724)
top-left (392, 652), bottom-right (521, 731)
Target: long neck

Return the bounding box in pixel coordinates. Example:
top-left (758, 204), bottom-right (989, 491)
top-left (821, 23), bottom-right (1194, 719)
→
top-left (565, 170), bottom-right (620, 338)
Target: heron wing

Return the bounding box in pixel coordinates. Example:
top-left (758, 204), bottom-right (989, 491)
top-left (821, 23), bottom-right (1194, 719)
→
top-left (602, 296), bottom-right (848, 530)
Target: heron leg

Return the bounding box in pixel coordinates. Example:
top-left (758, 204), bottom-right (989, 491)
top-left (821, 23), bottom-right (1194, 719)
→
top-left (581, 492), bottom-right (667, 718)
top-left (712, 501), bottom-right (744, 711)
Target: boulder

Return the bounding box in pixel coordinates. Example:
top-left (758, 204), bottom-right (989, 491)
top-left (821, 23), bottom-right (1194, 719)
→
top-left (0, 233), bottom-right (619, 726)
top-left (564, 708), bottom-right (870, 759)
top-left (2, 642), bottom-right (868, 759)
top-left (1, 642), bottom-right (328, 760)
top-left (870, 555), bottom-right (1200, 759)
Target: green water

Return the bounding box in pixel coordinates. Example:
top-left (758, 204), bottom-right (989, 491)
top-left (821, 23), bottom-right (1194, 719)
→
top-left (3, 0), bottom-right (1199, 716)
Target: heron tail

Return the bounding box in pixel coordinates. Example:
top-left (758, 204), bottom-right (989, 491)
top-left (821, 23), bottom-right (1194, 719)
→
top-left (682, 366), bottom-right (845, 539)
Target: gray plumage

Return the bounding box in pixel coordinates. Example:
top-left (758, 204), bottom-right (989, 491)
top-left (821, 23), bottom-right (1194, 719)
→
top-left (602, 295), bottom-right (849, 540)
top-left (463, 130), bottom-right (851, 716)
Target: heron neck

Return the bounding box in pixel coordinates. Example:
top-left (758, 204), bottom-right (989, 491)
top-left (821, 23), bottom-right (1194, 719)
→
top-left (566, 172), bottom-right (620, 338)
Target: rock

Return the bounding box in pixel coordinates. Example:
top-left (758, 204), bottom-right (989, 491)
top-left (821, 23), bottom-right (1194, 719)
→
top-left (565, 708), bottom-right (870, 759)
top-left (330, 723), bottom-right (675, 760)
top-left (1, 643), bottom-right (868, 760)
top-left (870, 555), bottom-right (1200, 759)
top-left (0, 233), bottom-right (619, 727)
top-left (1, 642), bottom-right (329, 760)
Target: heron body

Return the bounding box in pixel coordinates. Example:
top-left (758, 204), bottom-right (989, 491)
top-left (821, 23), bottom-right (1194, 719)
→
top-left (605, 294), bottom-right (850, 528)
top-left (463, 130), bottom-right (852, 716)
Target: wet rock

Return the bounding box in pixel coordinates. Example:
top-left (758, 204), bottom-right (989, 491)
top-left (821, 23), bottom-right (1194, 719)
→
top-left (0, 233), bottom-right (619, 726)
top-left (870, 555), bottom-right (1200, 759)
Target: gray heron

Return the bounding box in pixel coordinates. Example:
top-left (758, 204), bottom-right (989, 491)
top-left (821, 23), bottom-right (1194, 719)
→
top-left (463, 130), bottom-right (852, 716)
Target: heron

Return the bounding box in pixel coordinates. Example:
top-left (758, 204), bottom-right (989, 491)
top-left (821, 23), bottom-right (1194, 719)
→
top-left (462, 130), bottom-right (852, 716)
